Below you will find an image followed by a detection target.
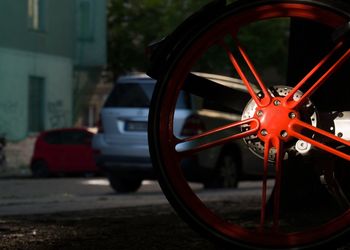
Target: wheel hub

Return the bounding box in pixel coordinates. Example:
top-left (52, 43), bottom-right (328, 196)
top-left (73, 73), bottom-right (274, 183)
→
top-left (241, 85), bottom-right (317, 160)
top-left (256, 98), bottom-right (299, 142)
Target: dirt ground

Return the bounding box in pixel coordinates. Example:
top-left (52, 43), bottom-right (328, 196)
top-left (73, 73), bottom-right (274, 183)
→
top-left (2, 203), bottom-right (350, 250)
top-left (0, 204), bottom-right (220, 250)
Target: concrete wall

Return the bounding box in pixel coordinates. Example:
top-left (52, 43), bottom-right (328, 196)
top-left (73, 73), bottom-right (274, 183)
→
top-left (75, 0), bottom-right (107, 67)
top-left (0, 47), bottom-right (73, 141)
top-left (0, 0), bottom-right (106, 144)
top-left (0, 0), bottom-right (75, 58)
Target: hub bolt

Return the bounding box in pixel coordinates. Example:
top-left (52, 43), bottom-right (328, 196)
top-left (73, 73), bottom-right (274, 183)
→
top-left (338, 132), bottom-right (343, 138)
top-left (274, 100), bottom-right (281, 106)
top-left (257, 110), bottom-right (264, 117)
top-left (280, 130), bottom-right (288, 138)
top-left (289, 112), bottom-right (296, 119)
top-left (261, 129), bottom-right (268, 136)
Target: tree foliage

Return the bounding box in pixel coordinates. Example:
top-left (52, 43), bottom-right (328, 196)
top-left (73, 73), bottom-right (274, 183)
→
top-left (108, 0), bottom-right (210, 76)
top-left (108, 0), bottom-right (289, 81)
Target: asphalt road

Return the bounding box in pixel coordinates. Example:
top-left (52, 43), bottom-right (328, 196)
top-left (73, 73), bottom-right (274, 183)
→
top-left (0, 177), bottom-right (270, 250)
top-left (1, 178), bottom-right (350, 249)
top-left (0, 177), bottom-right (271, 216)
top-left (0, 177), bottom-right (165, 215)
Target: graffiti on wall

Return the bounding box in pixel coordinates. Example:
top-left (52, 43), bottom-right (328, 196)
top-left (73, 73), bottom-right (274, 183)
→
top-left (47, 100), bottom-right (67, 128)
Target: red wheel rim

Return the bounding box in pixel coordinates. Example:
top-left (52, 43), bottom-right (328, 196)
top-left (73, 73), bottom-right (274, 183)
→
top-left (156, 2), bottom-right (350, 248)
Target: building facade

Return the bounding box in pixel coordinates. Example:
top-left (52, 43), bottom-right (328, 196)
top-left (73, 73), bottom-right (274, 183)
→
top-left (0, 0), bottom-right (106, 141)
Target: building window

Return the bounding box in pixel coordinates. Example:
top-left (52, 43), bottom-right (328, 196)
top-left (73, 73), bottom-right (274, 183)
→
top-left (28, 0), bottom-right (46, 31)
top-left (28, 76), bottom-right (45, 132)
top-left (78, 0), bottom-right (94, 41)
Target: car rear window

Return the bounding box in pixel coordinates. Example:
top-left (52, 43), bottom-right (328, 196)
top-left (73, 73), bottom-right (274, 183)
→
top-left (43, 131), bottom-right (61, 144)
top-left (60, 130), bottom-right (91, 145)
top-left (104, 83), bottom-right (154, 108)
top-left (104, 81), bottom-right (191, 109)
top-left (43, 130), bottom-right (91, 145)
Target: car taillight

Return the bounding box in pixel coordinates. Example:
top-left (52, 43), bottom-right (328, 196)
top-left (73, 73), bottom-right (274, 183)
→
top-left (96, 116), bottom-right (104, 133)
top-left (181, 114), bottom-right (205, 137)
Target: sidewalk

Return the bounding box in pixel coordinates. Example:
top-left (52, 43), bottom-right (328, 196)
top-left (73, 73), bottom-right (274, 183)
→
top-left (0, 165), bottom-right (31, 179)
top-left (0, 136), bottom-right (36, 178)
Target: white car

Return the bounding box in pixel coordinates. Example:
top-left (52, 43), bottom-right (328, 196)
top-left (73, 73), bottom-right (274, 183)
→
top-left (92, 73), bottom-right (264, 192)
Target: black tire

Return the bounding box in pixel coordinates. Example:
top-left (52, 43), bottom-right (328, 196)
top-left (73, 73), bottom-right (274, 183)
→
top-left (31, 161), bottom-right (50, 178)
top-left (148, 0), bottom-right (350, 249)
top-left (204, 150), bottom-right (239, 189)
top-left (108, 173), bottom-right (142, 193)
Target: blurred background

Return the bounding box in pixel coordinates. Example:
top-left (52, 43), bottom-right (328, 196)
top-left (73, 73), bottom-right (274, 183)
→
top-left (0, 0), bottom-right (288, 174)
top-left (0, 0), bottom-right (204, 172)
top-left (2, 2), bottom-right (350, 249)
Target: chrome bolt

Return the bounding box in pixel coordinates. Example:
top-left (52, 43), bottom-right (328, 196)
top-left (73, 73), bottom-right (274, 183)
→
top-left (299, 142), bottom-right (306, 149)
top-left (289, 112), bottom-right (296, 119)
top-left (257, 92), bottom-right (264, 99)
top-left (338, 112), bottom-right (344, 118)
top-left (261, 129), bottom-right (268, 136)
top-left (274, 100), bottom-right (281, 106)
top-left (295, 140), bottom-right (312, 155)
top-left (280, 130), bottom-right (288, 138)
top-left (257, 110), bottom-right (264, 117)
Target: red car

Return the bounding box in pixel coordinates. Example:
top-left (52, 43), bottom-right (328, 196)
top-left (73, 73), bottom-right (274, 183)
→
top-left (30, 128), bottom-right (98, 177)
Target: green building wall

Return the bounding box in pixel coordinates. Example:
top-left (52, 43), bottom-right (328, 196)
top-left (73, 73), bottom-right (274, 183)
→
top-left (0, 47), bottom-right (73, 141)
top-left (0, 0), bottom-right (106, 141)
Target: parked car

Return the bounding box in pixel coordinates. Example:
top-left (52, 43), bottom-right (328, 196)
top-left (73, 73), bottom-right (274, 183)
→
top-left (92, 73), bottom-right (266, 193)
top-left (30, 127), bottom-right (99, 177)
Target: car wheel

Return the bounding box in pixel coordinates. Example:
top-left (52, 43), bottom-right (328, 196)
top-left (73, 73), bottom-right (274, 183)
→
top-left (205, 151), bottom-right (239, 189)
top-left (31, 161), bottom-right (50, 178)
top-left (108, 173), bottom-right (142, 193)
top-left (148, 0), bottom-right (350, 248)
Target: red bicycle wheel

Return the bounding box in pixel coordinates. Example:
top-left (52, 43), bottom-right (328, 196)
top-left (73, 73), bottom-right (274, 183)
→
top-left (148, 0), bottom-right (350, 249)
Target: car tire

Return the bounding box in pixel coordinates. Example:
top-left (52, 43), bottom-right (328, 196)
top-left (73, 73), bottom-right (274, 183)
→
top-left (147, 0), bottom-right (350, 248)
top-left (31, 161), bottom-right (50, 178)
top-left (108, 173), bottom-right (142, 193)
top-left (204, 151), bottom-right (239, 189)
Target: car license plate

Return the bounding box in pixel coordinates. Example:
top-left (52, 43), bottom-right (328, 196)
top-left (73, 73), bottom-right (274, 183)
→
top-left (125, 121), bottom-right (148, 131)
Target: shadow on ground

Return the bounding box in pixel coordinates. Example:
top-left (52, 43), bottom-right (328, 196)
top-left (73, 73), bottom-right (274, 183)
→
top-left (0, 204), bottom-right (219, 250)
top-left (2, 203), bottom-right (350, 250)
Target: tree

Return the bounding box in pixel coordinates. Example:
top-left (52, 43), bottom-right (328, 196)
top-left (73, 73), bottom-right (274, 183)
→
top-left (107, 0), bottom-right (209, 76)
top-left (107, 0), bottom-right (289, 79)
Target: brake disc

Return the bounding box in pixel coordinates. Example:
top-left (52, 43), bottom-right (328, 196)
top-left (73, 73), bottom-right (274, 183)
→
top-left (241, 85), bottom-right (318, 161)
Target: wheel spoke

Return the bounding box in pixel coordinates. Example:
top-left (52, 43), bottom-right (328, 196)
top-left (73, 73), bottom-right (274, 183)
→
top-left (289, 119), bottom-right (350, 161)
top-left (260, 137), bottom-right (271, 228)
top-left (151, 1), bottom-right (350, 248)
top-left (284, 40), bottom-right (350, 109)
top-left (183, 73), bottom-right (251, 112)
top-left (175, 118), bottom-right (259, 157)
top-left (272, 137), bottom-right (283, 230)
top-left (260, 136), bottom-right (283, 230)
top-left (221, 40), bottom-right (271, 107)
